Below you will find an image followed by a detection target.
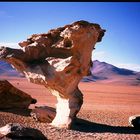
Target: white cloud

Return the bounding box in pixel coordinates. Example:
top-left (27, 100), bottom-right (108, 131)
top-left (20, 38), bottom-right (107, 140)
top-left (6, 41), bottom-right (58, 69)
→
top-left (91, 50), bottom-right (140, 72)
top-left (115, 63), bottom-right (140, 72)
top-left (0, 42), bottom-right (20, 49)
top-left (92, 51), bottom-right (106, 60)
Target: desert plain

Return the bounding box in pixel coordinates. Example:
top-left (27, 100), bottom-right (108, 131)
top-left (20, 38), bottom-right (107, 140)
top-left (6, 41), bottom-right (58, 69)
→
top-left (0, 76), bottom-right (140, 140)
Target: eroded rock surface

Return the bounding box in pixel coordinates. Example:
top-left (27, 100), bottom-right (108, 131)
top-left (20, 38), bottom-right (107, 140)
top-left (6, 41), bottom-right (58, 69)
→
top-left (0, 20), bottom-right (105, 128)
top-left (0, 80), bottom-right (37, 109)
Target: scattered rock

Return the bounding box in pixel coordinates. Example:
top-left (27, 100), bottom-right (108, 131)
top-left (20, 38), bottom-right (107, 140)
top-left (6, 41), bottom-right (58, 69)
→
top-left (0, 80), bottom-right (37, 109)
top-left (0, 123), bottom-right (47, 140)
top-left (31, 106), bottom-right (56, 123)
top-left (129, 115), bottom-right (140, 129)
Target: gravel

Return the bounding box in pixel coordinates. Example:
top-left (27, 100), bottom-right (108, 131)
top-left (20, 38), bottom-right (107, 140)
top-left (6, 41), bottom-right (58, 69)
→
top-left (0, 108), bottom-right (140, 140)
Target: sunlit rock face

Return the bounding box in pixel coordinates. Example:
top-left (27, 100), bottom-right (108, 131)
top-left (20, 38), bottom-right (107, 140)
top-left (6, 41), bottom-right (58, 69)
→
top-left (0, 20), bottom-right (105, 129)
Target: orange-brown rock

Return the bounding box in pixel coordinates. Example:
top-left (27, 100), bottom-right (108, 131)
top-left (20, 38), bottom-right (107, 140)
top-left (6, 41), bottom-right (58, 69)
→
top-left (31, 106), bottom-right (56, 123)
top-left (0, 20), bottom-right (105, 128)
top-left (0, 80), bottom-right (37, 109)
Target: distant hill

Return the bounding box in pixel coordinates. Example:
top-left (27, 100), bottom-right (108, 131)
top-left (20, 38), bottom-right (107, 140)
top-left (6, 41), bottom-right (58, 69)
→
top-left (82, 60), bottom-right (140, 86)
top-left (0, 60), bottom-right (23, 77)
top-left (0, 60), bottom-right (140, 85)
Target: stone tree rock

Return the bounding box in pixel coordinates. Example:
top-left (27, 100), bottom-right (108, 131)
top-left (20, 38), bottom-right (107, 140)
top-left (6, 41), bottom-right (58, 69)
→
top-left (0, 20), bottom-right (105, 128)
top-left (0, 80), bottom-right (37, 109)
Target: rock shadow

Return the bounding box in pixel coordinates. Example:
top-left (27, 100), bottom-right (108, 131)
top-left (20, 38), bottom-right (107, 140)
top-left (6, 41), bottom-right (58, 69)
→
top-left (71, 118), bottom-right (140, 134)
top-left (0, 108), bottom-right (32, 117)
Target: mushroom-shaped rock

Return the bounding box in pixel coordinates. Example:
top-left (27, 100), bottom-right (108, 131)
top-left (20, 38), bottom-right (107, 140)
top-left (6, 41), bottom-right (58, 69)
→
top-left (0, 20), bottom-right (105, 128)
top-left (0, 123), bottom-right (47, 140)
top-left (129, 115), bottom-right (140, 129)
top-left (0, 80), bottom-right (37, 109)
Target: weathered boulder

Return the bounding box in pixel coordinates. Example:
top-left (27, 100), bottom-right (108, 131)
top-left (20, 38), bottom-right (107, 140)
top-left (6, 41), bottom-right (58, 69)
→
top-left (31, 106), bottom-right (56, 123)
top-left (0, 123), bottom-right (47, 140)
top-left (0, 80), bottom-right (37, 109)
top-left (0, 20), bottom-right (105, 128)
top-left (129, 115), bottom-right (140, 129)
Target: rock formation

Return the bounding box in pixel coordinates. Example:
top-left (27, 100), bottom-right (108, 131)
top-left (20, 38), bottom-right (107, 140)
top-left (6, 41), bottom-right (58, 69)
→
top-left (0, 123), bottom-right (47, 139)
top-left (0, 20), bottom-right (105, 128)
top-left (0, 80), bottom-right (36, 109)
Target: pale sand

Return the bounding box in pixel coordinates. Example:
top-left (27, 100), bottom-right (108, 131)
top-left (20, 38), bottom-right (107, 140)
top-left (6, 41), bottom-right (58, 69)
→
top-left (0, 76), bottom-right (140, 140)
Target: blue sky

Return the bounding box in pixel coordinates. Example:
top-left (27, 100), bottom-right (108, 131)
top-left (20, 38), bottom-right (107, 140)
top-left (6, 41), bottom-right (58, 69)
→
top-left (0, 2), bottom-right (140, 71)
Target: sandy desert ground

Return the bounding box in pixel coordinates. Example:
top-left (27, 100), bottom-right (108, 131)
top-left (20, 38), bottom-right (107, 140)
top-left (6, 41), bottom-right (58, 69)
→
top-left (0, 76), bottom-right (140, 140)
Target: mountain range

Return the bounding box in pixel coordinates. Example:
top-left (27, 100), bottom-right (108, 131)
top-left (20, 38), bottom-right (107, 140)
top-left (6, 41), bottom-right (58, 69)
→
top-left (0, 60), bottom-right (140, 86)
top-left (0, 60), bottom-right (23, 77)
top-left (82, 60), bottom-right (140, 86)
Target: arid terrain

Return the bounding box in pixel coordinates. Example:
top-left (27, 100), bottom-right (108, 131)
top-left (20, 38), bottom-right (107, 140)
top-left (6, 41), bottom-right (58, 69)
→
top-left (0, 76), bottom-right (140, 140)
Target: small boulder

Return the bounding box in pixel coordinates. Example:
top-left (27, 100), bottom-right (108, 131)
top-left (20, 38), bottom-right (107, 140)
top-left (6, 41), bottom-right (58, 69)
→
top-left (0, 123), bottom-right (47, 140)
top-left (0, 80), bottom-right (37, 109)
top-left (129, 115), bottom-right (140, 129)
top-left (31, 106), bottom-right (56, 123)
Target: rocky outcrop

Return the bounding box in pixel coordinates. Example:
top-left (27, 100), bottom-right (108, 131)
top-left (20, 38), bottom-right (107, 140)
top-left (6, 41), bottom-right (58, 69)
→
top-left (0, 123), bottom-right (47, 139)
top-left (0, 20), bottom-right (105, 128)
top-left (0, 80), bottom-right (36, 109)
